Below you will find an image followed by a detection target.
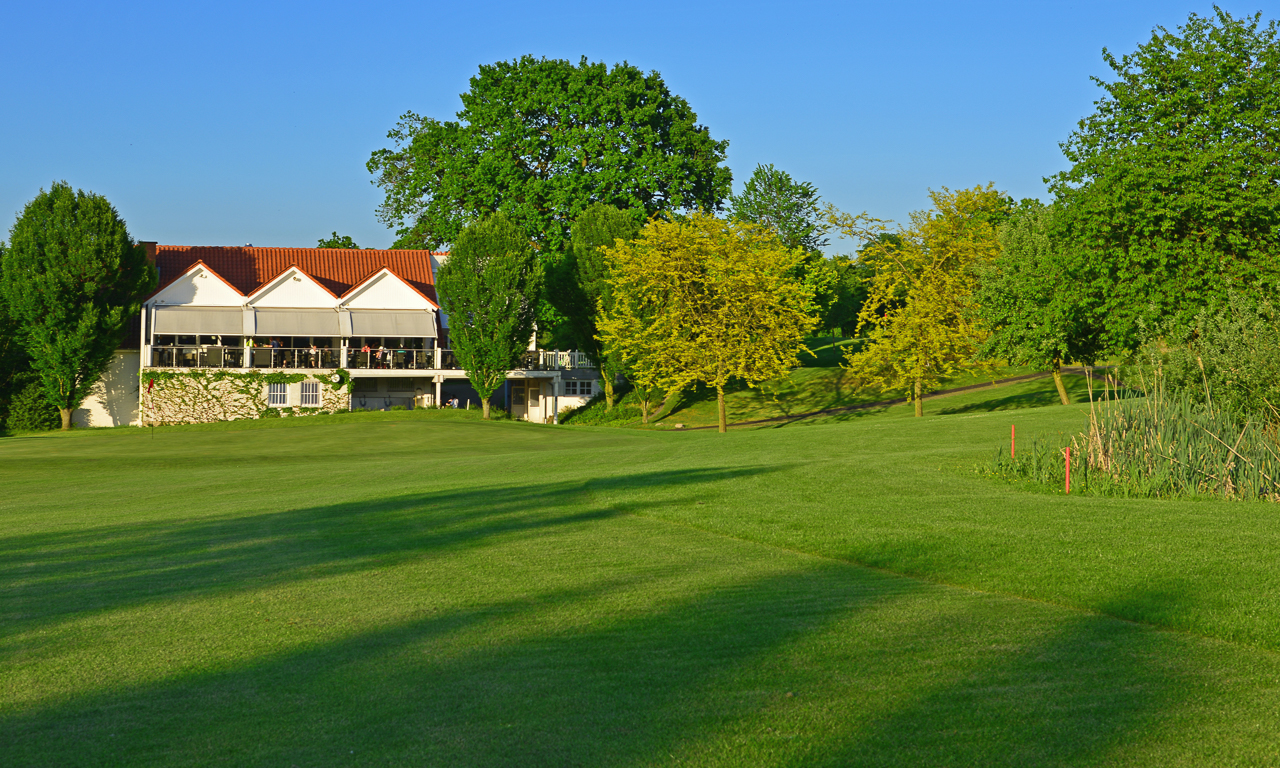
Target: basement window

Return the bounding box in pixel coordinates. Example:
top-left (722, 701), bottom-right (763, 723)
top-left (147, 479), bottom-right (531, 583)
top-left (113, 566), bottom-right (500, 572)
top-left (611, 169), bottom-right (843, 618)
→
top-left (268, 382), bottom-right (287, 406)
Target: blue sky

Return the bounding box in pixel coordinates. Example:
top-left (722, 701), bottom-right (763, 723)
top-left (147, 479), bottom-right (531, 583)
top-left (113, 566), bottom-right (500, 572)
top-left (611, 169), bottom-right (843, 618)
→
top-left (0, 1), bottom-right (1259, 251)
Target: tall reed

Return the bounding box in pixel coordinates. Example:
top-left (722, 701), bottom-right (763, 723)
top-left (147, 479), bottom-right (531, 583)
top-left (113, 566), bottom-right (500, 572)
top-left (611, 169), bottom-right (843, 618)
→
top-left (987, 370), bottom-right (1280, 501)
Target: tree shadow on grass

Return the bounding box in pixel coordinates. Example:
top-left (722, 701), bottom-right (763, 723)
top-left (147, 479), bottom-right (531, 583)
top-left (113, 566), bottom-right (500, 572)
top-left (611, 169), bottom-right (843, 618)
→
top-left (2, 563), bottom-right (907, 767)
top-left (807, 589), bottom-right (1204, 767)
top-left (0, 465), bottom-right (781, 650)
top-left (0, 565), bottom-right (1221, 767)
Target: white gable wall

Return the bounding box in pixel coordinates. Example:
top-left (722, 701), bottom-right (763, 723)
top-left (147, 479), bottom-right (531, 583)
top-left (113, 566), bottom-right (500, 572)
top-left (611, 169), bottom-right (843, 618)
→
top-left (150, 266), bottom-right (244, 307)
top-left (249, 268), bottom-right (337, 308)
top-left (343, 271), bottom-right (435, 310)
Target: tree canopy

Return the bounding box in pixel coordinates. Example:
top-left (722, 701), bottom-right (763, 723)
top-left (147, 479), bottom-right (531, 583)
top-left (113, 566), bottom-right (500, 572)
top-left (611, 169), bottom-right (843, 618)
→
top-left (976, 201), bottom-right (1104, 405)
top-left (844, 185), bottom-right (1011, 416)
top-left (1049, 8), bottom-right (1280, 352)
top-left (553, 203), bottom-right (642, 411)
top-left (317, 232), bottom-right (360, 249)
top-left (1, 183), bottom-right (156, 429)
top-left (598, 213), bottom-right (820, 432)
top-left (367, 56), bottom-right (731, 256)
top-left (727, 164), bottom-right (828, 252)
top-left (435, 213), bottom-right (542, 420)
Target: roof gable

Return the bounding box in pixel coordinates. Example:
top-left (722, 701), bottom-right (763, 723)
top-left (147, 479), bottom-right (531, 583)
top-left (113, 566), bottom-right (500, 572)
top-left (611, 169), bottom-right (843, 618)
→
top-left (149, 262), bottom-right (245, 307)
top-left (247, 266), bottom-right (339, 308)
top-left (342, 268), bottom-right (439, 310)
top-left (149, 246), bottom-right (441, 302)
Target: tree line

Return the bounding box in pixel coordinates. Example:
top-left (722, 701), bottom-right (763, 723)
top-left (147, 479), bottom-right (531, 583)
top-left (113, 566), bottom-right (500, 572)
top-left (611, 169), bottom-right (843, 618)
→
top-left (4, 8), bottom-right (1276, 433)
top-left (408, 8), bottom-right (1280, 428)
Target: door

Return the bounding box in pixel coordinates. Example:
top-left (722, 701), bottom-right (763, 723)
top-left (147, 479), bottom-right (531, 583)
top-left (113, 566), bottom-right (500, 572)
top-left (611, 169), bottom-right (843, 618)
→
top-left (527, 381), bottom-right (541, 422)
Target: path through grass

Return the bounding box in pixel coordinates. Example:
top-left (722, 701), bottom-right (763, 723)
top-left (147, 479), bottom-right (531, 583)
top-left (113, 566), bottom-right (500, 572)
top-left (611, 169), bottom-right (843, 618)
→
top-left (3, 387), bottom-right (1279, 765)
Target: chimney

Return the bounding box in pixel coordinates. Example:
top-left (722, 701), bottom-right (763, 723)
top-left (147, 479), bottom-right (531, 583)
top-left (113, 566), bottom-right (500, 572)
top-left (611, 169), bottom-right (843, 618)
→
top-left (140, 241), bottom-right (158, 264)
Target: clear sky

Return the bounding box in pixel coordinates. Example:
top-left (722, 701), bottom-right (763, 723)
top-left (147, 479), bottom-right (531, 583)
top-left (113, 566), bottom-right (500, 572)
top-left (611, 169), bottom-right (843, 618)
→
top-left (0, 1), bottom-right (1262, 251)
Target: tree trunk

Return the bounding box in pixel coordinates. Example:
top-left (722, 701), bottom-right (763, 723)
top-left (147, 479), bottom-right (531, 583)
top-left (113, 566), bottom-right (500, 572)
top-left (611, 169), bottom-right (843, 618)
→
top-left (481, 400), bottom-right (490, 420)
top-left (604, 378), bottom-right (615, 411)
top-left (1052, 357), bottom-right (1071, 405)
top-left (641, 396), bottom-right (650, 424)
top-left (59, 407), bottom-right (72, 430)
top-left (717, 385), bottom-right (727, 433)
top-left (913, 379), bottom-right (923, 417)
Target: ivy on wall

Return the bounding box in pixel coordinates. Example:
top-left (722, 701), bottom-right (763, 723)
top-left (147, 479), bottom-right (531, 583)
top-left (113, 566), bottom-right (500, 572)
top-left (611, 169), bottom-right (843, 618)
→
top-left (139, 368), bottom-right (352, 425)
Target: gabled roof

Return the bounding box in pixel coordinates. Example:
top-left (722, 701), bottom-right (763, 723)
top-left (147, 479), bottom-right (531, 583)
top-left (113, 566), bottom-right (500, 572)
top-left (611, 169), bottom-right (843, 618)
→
top-left (148, 246), bottom-right (443, 303)
top-left (246, 264), bottom-right (341, 303)
top-left (342, 266), bottom-right (441, 309)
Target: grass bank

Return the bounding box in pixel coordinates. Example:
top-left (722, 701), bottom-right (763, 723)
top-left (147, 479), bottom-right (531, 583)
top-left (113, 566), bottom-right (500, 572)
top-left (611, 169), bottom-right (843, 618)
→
top-left (3, 382), bottom-right (1279, 766)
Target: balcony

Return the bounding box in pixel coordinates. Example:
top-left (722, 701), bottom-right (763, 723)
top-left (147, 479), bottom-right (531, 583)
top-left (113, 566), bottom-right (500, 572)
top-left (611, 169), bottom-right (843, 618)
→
top-left (249, 348), bottom-right (342, 369)
top-left (346, 349), bottom-right (435, 370)
top-left (521, 350), bottom-right (596, 371)
top-left (151, 346), bottom-right (244, 368)
top-left (146, 345), bottom-right (594, 372)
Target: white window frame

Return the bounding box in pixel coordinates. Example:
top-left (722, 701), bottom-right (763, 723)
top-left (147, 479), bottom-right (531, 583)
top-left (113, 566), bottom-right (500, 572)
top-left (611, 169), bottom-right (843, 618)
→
top-left (564, 380), bottom-right (593, 396)
top-left (267, 382), bottom-right (288, 407)
top-left (300, 381), bottom-right (320, 406)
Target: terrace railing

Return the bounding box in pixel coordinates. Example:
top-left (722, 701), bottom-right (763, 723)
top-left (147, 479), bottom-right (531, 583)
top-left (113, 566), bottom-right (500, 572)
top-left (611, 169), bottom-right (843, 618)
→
top-left (249, 348), bottom-right (342, 369)
top-left (151, 346), bottom-right (245, 369)
top-left (520, 350), bottom-right (596, 371)
top-left (346, 349), bottom-right (435, 370)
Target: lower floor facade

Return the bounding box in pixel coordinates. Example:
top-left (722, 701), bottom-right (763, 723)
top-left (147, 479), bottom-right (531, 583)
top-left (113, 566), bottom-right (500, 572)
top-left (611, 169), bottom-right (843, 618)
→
top-left (75, 351), bottom-right (601, 427)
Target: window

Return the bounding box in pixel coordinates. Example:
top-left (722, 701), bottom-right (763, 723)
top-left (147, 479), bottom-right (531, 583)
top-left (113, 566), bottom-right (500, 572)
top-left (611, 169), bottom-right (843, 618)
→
top-left (564, 380), bottom-right (593, 396)
top-left (268, 382), bottom-right (287, 406)
top-left (301, 381), bottom-right (320, 406)
top-left (352, 378), bottom-right (378, 393)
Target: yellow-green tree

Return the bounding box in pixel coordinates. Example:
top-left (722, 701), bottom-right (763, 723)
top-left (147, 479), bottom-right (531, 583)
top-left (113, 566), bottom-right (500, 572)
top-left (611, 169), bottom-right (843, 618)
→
top-left (598, 213), bottom-right (820, 432)
top-left (843, 185), bottom-right (1012, 416)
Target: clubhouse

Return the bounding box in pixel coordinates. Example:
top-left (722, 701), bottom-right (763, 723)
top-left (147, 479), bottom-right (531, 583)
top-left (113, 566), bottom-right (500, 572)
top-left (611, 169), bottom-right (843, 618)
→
top-left (76, 244), bottom-right (599, 427)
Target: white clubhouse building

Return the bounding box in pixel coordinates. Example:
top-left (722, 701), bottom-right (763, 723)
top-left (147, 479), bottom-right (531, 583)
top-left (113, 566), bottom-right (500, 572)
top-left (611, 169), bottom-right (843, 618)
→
top-left (76, 244), bottom-right (598, 427)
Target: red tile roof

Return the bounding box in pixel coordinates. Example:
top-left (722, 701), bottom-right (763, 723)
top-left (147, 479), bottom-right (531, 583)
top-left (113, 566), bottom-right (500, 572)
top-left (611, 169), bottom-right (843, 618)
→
top-left (149, 246), bottom-right (443, 303)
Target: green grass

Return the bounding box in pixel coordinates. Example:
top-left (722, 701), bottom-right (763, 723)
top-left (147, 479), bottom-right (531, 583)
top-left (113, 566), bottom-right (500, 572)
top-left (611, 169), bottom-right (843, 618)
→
top-left (4, 380), bottom-right (1280, 766)
top-left (644, 363), bottom-right (1045, 429)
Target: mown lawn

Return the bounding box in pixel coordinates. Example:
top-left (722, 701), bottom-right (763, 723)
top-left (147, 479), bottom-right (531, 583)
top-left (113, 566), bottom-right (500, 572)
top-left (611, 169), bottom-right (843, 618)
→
top-left (3, 382), bottom-right (1279, 766)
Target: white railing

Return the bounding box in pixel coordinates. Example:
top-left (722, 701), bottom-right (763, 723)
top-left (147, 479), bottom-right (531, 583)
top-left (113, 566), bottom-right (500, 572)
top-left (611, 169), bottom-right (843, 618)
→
top-left (530, 350), bottom-right (595, 370)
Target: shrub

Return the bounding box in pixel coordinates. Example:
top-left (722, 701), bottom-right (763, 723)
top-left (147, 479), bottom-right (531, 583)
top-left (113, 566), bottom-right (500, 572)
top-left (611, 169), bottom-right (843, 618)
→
top-left (1123, 294), bottom-right (1280, 423)
top-left (390, 405), bottom-right (407, 411)
top-left (5, 377), bottom-right (60, 431)
top-left (560, 383), bottom-right (649, 426)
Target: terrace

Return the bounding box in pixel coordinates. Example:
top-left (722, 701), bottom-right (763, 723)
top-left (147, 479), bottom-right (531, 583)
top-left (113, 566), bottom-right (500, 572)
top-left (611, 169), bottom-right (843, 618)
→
top-left (147, 335), bottom-right (591, 372)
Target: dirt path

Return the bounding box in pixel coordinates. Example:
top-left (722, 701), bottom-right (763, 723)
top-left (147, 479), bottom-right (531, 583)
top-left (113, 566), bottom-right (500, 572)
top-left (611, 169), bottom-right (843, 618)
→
top-left (680, 367), bottom-right (1105, 431)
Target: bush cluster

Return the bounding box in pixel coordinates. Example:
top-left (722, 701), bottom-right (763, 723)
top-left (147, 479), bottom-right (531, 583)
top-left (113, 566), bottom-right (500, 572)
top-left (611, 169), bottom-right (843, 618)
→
top-left (5, 377), bottom-right (60, 431)
top-left (1123, 295), bottom-right (1280, 424)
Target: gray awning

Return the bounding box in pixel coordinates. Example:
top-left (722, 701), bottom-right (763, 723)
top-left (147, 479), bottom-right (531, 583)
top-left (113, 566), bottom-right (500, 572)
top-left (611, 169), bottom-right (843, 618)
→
top-left (254, 309), bottom-right (342, 336)
top-left (153, 307), bottom-right (244, 335)
top-left (349, 310), bottom-right (437, 337)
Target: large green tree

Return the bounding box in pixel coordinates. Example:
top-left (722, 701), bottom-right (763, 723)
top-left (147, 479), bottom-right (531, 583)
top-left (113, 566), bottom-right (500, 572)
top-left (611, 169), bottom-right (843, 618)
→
top-left (0, 240), bottom-right (32, 426)
top-left (976, 201), bottom-right (1104, 405)
top-left (554, 203), bottom-right (642, 411)
top-left (1, 183), bottom-right (156, 430)
top-left (367, 56), bottom-right (731, 256)
top-left (436, 213), bottom-right (542, 420)
top-left (729, 163), bottom-right (837, 316)
top-left (727, 163), bottom-right (828, 252)
top-left (1049, 8), bottom-right (1280, 352)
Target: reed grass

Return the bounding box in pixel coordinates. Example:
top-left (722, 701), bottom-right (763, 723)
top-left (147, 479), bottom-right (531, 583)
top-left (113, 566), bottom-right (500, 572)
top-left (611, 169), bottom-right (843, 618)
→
top-left (987, 371), bottom-right (1280, 501)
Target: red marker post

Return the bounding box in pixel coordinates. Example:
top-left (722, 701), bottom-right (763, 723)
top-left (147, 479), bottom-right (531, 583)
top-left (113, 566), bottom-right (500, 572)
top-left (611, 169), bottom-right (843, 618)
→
top-left (1011, 424), bottom-right (1015, 459)
top-left (1065, 447), bottom-right (1071, 495)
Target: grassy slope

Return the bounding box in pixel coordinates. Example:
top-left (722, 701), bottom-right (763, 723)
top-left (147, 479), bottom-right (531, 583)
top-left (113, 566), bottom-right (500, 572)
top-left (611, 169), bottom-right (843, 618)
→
top-left (567, 362), bottom-right (1045, 430)
top-left (3, 383), bottom-right (1280, 766)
